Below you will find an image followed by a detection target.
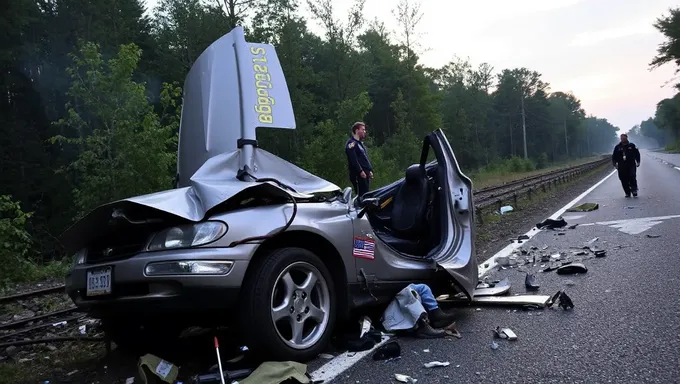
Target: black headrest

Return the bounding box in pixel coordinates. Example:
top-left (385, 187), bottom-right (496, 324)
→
top-left (405, 164), bottom-right (425, 184)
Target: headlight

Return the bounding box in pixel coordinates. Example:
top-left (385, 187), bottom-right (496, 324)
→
top-left (73, 249), bottom-right (86, 265)
top-left (145, 260), bottom-right (234, 276)
top-left (146, 221), bottom-right (227, 251)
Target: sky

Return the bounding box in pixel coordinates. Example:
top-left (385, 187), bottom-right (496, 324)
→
top-left (145, 0), bottom-right (679, 132)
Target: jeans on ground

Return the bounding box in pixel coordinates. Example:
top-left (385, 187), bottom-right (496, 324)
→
top-left (411, 283), bottom-right (438, 311)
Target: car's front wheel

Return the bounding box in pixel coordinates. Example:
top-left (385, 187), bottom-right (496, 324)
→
top-left (239, 247), bottom-right (336, 361)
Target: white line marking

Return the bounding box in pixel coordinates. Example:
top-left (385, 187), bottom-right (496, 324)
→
top-left (577, 214), bottom-right (680, 235)
top-left (476, 169), bottom-right (617, 277)
top-left (309, 169), bottom-right (618, 383)
top-left (309, 336), bottom-right (391, 383)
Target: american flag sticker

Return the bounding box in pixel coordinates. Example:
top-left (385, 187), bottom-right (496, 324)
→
top-left (353, 237), bottom-right (375, 260)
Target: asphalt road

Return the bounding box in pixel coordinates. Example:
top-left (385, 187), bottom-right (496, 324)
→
top-left (310, 149), bottom-right (680, 384)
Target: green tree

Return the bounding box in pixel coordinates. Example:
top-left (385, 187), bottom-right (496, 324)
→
top-left (51, 42), bottom-right (181, 217)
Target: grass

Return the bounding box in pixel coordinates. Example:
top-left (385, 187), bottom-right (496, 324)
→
top-left (0, 342), bottom-right (107, 384)
top-left (470, 156), bottom-right (601, 190)
top-left (0, 259), bottom-right (71, 296)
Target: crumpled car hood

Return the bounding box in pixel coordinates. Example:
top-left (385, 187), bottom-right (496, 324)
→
top-left (61, 148), bottom-right (340, 253)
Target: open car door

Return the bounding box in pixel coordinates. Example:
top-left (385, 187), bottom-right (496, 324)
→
top-left (427, 129), bottom-right (477, 300)
top-left (357, 129), bottom-right (478, 301)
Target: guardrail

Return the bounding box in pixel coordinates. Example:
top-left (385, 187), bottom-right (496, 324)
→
top-left (473, 156), bottom-right (611, 224)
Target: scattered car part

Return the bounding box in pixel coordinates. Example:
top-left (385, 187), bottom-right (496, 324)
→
top-left (646, 234), bottom-right (661, 238)
top-left (472, 295), bottom-right (551, 307)
top-left (594, 249), bottom-right (607, 257)
top-left (395, 374), bottom-right (417, 383)
top-left (424, 361), bottom-right (450, 368)
top-left (525, 273), bottom-right (540, 290)
top-left (473, 278), bottom-right (510, 296)
top-left (556, 263), bottom-right (588, 275)
top-left (372, 340), bottom-right (401, 361)
top-left (536, 216), bottom-right (568, 230)
top-left (558, 291), bottom-right (574, 310)
top-left (493, 327), bottom-right (517, 340)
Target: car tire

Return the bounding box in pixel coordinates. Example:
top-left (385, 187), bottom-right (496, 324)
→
top-left (239, 247), bottom-right (337, 361)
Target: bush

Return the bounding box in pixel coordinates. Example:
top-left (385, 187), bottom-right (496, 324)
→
top-left (0, 195), bottom-right (69, 288)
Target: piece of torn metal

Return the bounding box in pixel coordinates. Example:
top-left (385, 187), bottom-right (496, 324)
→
top-left (567, 203), bottom-right (599, 212)
top-left (556, 263), bottom-right (588, 275)
top-left (473, 278), bottom-right (510, 296)
top-left (472, 295), bottom-right (551, 308)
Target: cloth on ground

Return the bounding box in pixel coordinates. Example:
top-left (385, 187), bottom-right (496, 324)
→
top-left (382, 283), bottom-right (437, 331)
top-left (137, 354), bottom-right (179, 384)
top-left (239, 361), bottom-right (310, 384)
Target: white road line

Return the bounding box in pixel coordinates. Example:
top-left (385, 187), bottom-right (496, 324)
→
top-left (309, 169), bottom-right (618, 383)
top-left (476, 169), bottom-right (617, 277)
top-left (309, 336), bottom-right (392, 383)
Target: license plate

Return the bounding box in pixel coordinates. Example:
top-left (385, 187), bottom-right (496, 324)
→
top-left (86, 267), bottom-right (112, 296)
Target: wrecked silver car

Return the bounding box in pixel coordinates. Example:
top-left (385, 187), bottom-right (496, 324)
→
top-left (62, 26), bottom-right (477, 361)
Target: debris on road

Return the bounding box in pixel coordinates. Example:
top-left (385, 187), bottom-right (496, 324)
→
top-left (546, 291), bottom-right (574, 310)
top-left (490, 341), bottom-right (499, 350)
top-left (536, 216), bottom-right (568, 230)
top-left (394, 373), bottom-right (417, 383)
top-left (500, 205), bottom-right (514, 215)
top-left (372, 341), bottom-right (401, 361)
top-left (472, 295), bottom-right (551, 308)
top-left (493, 327), bottom-right (518, 340)
top-left (525, 273), bottom-right (540, 290)
top-left (473, 278), bottom-right (510, 296)
top-left (567, 202), bottom-right (599, 212)
top-left (646, 234), bottom-right (661, 238)
top-left (138, 354), bottom-right (179, 384)
top-left (238, 361), bottom-right (310, 384)
top-left (424, 361), bottom-right (450, 368)
top-left (556, 263), bottom-right (588, 275)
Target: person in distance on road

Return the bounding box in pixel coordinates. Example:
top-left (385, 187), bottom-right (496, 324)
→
top-left (612, 133), bottom-right (640, 197)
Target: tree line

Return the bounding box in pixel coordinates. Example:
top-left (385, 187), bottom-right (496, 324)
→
top-left (632, 7), bottom-right (680, 150)
top-left (0, 0), bottom-right (621, 282)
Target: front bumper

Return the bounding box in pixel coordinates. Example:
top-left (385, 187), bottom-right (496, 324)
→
top-left (65, 246), bottom-right (256, 318)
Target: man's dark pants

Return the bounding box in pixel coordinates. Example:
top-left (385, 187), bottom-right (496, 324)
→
top-left (350, 175), bottom-right (370, 197)
top-left (617, 165), bottom-right (638, 195)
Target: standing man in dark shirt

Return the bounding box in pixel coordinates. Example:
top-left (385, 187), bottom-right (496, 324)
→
top-left (345, 122), bottom-right (373, 197)
top-left (612, 133), bottom-right (641, 197)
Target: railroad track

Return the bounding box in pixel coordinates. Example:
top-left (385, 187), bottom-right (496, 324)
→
top-left (0, 284), bottom-right (103, 353)
top-left (473, 156), bottom-right (611, 214)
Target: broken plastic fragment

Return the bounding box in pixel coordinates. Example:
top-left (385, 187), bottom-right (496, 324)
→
top-left (556, 263), bottom-right (588, 275)
top-left (372, 340), bottom-right (401, 361)
top-left (525, 273), bottom-right (539, 290)
top-left (646, 234), bottom-right (661, 238)
top-left (494, 327), bottom-right (518, 340)
top-left (536, 216), bottom-right (568, 230)
top-left (395, 374), bottom-right (417, 383)
top-left (558, 291), bottom-right (574, 310)
top-left (424, 361), bottom-right (450, 368)
top-left (594, 250), bottom-right (606, 258)
top-left (490, 341), bottom-right (499, 350)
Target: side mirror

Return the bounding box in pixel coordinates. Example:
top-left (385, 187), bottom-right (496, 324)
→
top-left (357, 197), bottom-right (380, 219)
